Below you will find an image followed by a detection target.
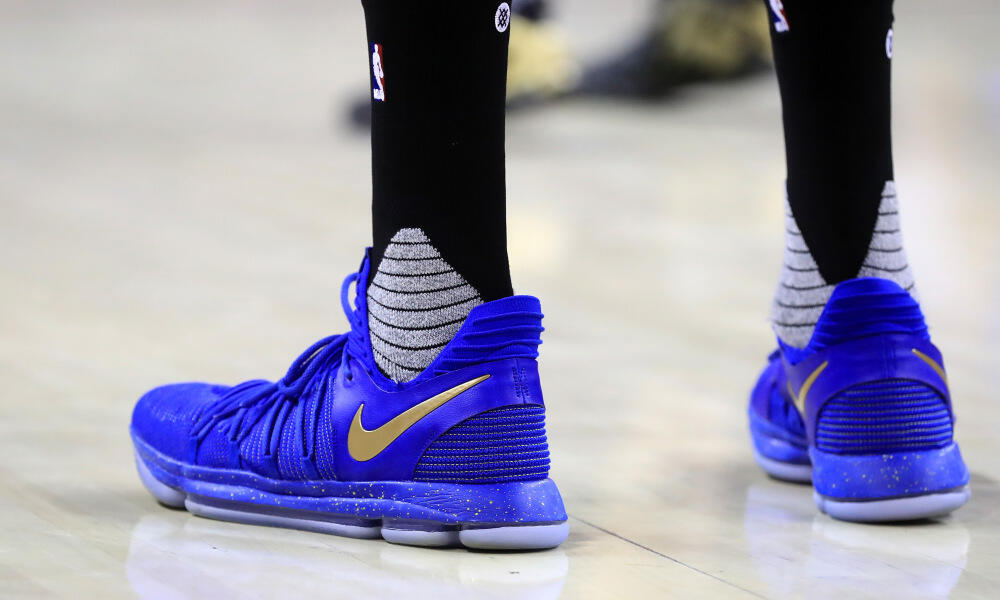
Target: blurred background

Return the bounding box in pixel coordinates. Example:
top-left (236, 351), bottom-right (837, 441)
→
top-left (1, 0), bottom-right (999, 597)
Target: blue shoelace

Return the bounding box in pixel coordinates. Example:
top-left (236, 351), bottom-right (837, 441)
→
top-left (190, 272), bottom-right (369, 457)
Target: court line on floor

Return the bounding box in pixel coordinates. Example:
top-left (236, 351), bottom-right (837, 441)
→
top-left (570, 515), bottom-right (768, 599)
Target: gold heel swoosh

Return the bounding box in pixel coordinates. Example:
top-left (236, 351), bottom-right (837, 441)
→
top-left (912, 348), bottom-right (949, 394)
top-left (347, 374), bottom-right (491, 462)
top-left (793, 361), bottom-right (828, 415)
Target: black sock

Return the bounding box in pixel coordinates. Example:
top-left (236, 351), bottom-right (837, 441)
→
top-left (362, 0), bottom-right (513, 303)
top-left (765, 0), bottom-right (895, 283)
top-left (361, 1), bottom-right (514, 382)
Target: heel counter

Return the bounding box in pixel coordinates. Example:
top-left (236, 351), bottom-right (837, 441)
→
top-left (816, 378), bottom-right (953, 455)
top-left (414, 297), bottom-right (550, 483)
top-left (413, 402), bottom-right (551, 484)
top-left (791, 279), bottom-right (955, 456)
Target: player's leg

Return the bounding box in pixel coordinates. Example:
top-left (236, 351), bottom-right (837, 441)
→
top-left (769, 0), bottom-right (902, 337)
top-left (129, 1), bottom-right (568, 550)
top-left (347, 0), bottom-right (578, 126)
top-left (748, 0), bottom-right (969, 521)
top-left (365, 0), bottom-right (512, 382)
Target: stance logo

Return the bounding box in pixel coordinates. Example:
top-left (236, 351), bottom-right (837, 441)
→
top-left (371, 43), bottom-right (386, 102)
top-left (769, 0), bottom-right (789, 33)
top-left (495, 2), bottom-right (510, 33)
top-left (347, 375), bottom-right (490, 462)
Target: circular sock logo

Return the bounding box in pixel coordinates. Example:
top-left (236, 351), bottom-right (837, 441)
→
top-left (495, 2), bottom-right (511, 33)
top-left (886, 28), bottom-right (894, 58)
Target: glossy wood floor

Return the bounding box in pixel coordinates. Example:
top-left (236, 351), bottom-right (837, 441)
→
top-left (2, 1), bottom-right (998, 597)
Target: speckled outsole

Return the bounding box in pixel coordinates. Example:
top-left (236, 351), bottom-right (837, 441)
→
top-left (815, 486), bottom-right (971, 522)
top-left (133, 445), bottom-right (568, 550)
top-left (752, 447), bottom-right (970, 522)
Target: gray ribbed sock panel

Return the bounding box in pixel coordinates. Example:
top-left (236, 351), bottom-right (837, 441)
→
top-left (367, 228), bottom-right (482, 382)
top-left (772, 181), bottom-right (915, 348)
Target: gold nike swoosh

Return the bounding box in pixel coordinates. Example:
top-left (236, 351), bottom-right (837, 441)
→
top-left (792, 361), bottom-right (828, 415)
top-left (347, 374), bottom-right (490, 462)
top-left (912, 348), bottom-right (949, 393)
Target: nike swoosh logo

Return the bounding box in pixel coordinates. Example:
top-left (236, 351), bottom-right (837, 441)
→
top-left (791, 361), bottom-right (828, 415)
top-left (912, 348), bottom-right (949, 393)
top-left (347, 374), bottom-right (491, 462)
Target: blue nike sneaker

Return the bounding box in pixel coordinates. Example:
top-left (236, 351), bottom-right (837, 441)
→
top-left (131, 252), bottom-right (568, 550)
top-left (749, 278), bottom-right (970, 522)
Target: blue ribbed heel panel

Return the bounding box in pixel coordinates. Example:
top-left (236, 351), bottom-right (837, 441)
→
top-left (428, 296), bottom-right (543, 376)
top-left (810, 278), bottom-right (928, 352)
top-left (782, 278), bottom-right (930, 365)
top-left (816, 379), bottom-right (952, 455)
top-left (413, 405), bottom-right (550, 483)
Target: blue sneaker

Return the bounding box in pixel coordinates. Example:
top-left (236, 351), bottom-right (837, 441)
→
top-left (131, 252), bottom-right (569, 549)
top-left (749, 278), bottom-right (970, 521)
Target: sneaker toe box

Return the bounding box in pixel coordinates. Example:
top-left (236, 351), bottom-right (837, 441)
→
top-left (131, 382), bottom-right (226, 460)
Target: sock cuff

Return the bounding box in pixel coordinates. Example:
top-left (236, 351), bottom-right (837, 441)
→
top-left (772, 181), bottom-right (915, 348)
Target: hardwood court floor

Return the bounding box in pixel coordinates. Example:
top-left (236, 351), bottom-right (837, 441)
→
top-left (1, 1), bottom-right (998, 597)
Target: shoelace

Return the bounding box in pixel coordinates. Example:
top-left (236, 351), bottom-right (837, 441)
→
top-left (190, 271), bottom-right (369, 459)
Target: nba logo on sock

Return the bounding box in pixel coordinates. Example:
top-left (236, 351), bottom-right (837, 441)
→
top-left (371, 43), bottom-right (386, 102)
top-left (769, 0), bottom-right (790, 33)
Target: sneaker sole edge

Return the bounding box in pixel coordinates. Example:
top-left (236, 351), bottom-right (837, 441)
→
top-left (814, 486), bottom-right (971, 522)
top-left (752, 449), bottom-right (812, 483)
top-left (134, 450), bottom-right (568, 550)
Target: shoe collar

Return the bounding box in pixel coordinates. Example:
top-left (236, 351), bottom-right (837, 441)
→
top-left (345, 249), bottom-right (544, 391)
